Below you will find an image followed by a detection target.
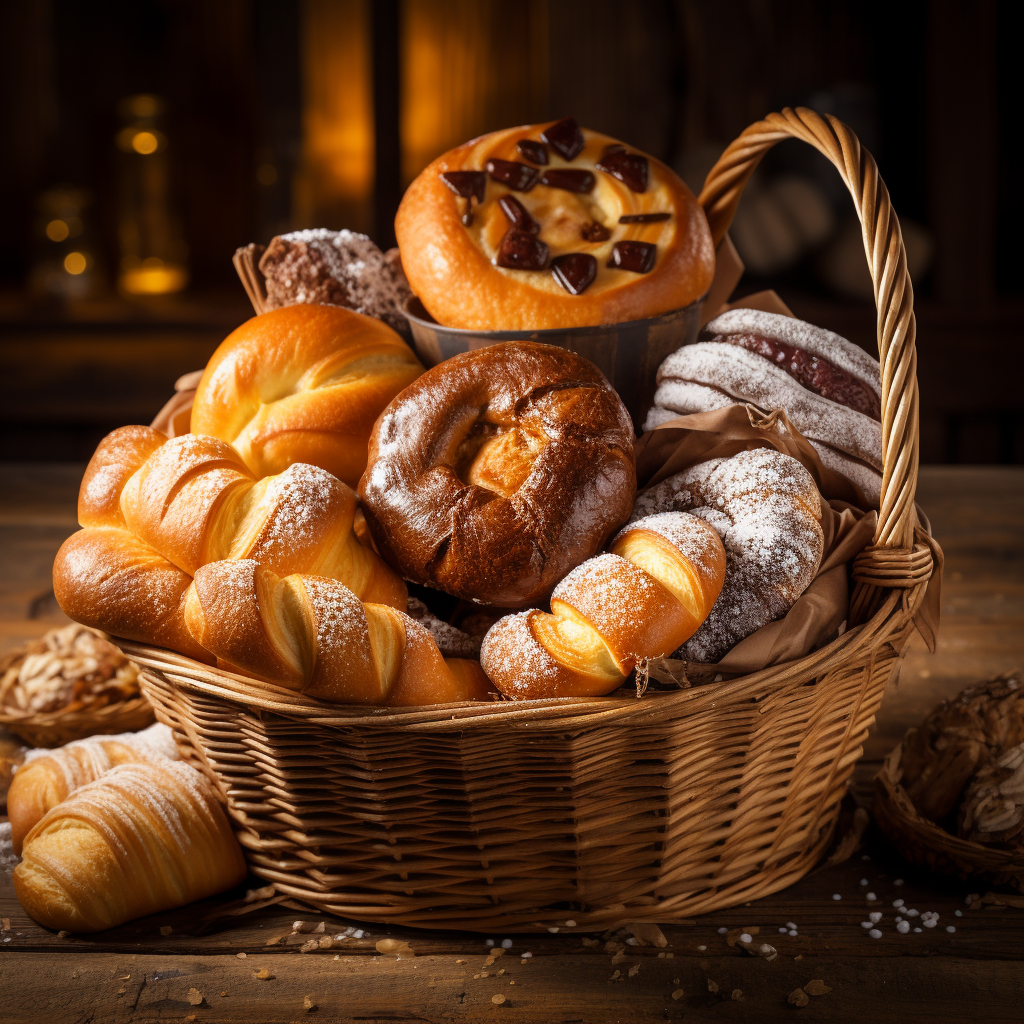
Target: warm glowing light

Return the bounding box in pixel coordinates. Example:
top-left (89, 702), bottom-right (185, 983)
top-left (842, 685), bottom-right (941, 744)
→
top-left (64, 252), bottom-right (87, 275)
top-left (120, 260), bottom-right (188, 295)
top-left (132, 131), bottom-right (159, 155)
top-left (46, 219), bottom-right (69, 242)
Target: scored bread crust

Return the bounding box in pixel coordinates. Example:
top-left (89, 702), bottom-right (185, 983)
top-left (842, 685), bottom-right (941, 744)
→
top-left (395, 122), bottom-right (715, 330)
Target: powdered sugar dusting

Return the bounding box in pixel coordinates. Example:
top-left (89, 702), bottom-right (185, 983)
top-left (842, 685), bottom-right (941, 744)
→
top-left (653, 342), bottom-right (882, 469)
top-left (616, 511), bottom-right (721, 580)
top-left (480, 611), bottom-right (564, 699)
top-left (302, 576), bottom-right (370, 650)
top-left (406, 597), bottom-right (480, 658)
top-left (703, 308), bottom-right (881, 397)
top-left (0, 822), bottom-right (16, 878)
top-left (552, 553), bottom-right (652, 639)
top-left (260, 229), bottom-right (412, 333)
top-left (632, 449), bottom-right (824, 662)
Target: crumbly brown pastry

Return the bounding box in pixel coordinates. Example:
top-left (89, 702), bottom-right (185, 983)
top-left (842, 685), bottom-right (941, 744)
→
top-left (899, 673), bottom-right (1024, 823)
top-left (0, 625), bottom-right (140, 716)
top-left (257, 229), bottom-right (412, 334)
top-left (406, 597), bottom-right (481, 659)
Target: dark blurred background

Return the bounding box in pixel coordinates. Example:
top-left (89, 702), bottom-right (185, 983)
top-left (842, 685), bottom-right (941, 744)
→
top-left (0, 0), bottom-right (1019, 463)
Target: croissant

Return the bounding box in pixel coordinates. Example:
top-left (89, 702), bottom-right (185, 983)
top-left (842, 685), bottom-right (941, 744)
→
top-left (13, 760), bottom-right (247, 933)
top-left (8, 725), bottom-right (179, 854)
top-left (480, 511), bottom-right (725, 699)
top-left (185, 559), bottom-right (495, 706)
top-left (54, 425), bottom-right (407, 653)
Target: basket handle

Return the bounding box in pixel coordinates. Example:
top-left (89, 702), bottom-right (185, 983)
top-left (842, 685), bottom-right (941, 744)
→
top-left (698, 108), bottom-right (919, 553)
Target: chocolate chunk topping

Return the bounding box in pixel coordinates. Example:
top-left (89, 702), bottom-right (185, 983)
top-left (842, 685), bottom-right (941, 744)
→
top-left (440, 171), bottom-right (486, 201)
top-left (581, 221), bottom-right (611, 242)
top-left (540, 117), bottom-right (585, 161)
top-left (486, 159), bottom-right (540, 192)
top-left (498, 195), bottom-right (540, 234)
top-left (540, 169), bottom-right (595, 193)
top-left (516, 139), bottom-right (549, 165)
top-left (619, 212), bottom-right (671, 223)
top-left (551, 253), bottom-right (597, 295)
top-left (608, 240), bottom-right (657, 274)
top-left (596, 146), bottom-right (649, 193)
top-left (496, 230), bottom-right (550, 271)
top-left (716, 332), bottom-right (882, 420)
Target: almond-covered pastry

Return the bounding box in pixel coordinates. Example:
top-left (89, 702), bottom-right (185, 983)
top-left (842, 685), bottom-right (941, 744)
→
top-left (396, 117), bottom-right (714, 330)
top-left (0, 625), bottom-right (140, 716)
top-left (958, 742), bottom-right (1024, 851)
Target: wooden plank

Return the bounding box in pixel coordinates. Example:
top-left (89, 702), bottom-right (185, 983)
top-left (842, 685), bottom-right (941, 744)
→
top-left (2, 948), bottom-right (1024, 1024)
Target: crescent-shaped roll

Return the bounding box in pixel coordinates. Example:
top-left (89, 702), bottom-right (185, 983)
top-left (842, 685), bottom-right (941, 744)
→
top-left (13, 760), bottom-right (247, 933)
top-left (183, 560), bottom-right (496, 706)
top-left (190, 304), bottom-right (424, 487)
top-left (480, 510), bottom-right (725, 699)
top-left (7, 725), bottom-right (180, 854)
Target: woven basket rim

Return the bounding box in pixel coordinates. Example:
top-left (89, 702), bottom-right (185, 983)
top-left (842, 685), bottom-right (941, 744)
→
top-left (0, 692), bottom-right (152, 729)
top-left (118, 585), bottom-right (921, 730)
top-left (875, 744), bottom-right (1024, 877)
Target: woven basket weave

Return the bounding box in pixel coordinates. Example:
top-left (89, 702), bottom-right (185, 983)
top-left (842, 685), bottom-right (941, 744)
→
top-left (125, 109), bottom-right (936, 932)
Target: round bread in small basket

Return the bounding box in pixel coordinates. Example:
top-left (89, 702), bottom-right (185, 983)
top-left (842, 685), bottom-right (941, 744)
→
top-left (123, 108), bottom-right (938, 932)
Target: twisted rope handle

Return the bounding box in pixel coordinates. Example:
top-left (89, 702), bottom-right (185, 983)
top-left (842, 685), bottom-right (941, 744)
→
top-left (699, 108), bottom-right (919, 551)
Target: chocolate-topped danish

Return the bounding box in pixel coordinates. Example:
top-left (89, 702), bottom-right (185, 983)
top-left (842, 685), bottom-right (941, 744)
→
top-left (396, 118), bottom-right (715, 330)
top-left (358, 341), bottom-right (637, 608)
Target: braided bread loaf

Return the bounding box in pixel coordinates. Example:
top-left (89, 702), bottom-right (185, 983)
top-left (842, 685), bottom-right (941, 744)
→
top-left (190, 304), bottom-right (423, 487)
top-left (53, 425), bottom-right (406, 652)
top-left (185, 560), bottom-right (495, 706)
top-left (480, 511), bottom-right (725, 699)
top-left (14, 759), bottom-right (246, 933)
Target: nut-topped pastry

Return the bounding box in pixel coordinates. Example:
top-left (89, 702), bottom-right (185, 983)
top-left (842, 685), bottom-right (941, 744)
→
top-left (396, 117), bottom-right (715, 330)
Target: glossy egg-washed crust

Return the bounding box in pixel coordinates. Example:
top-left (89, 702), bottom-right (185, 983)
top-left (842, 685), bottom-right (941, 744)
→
top-left (358, 342), bottom-right (637, 608)
top-left (395, 121), bottom-right (716, 330)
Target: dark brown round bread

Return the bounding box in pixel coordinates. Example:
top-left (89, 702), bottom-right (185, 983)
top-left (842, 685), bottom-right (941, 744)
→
top-left (358, 341), bottom-right (636, 607)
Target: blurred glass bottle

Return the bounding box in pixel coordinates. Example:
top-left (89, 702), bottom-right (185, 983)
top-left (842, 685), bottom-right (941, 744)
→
top-left (29, 187), bottom-right (105, 301)
top-left (115, 94), bottom-right (189, 295)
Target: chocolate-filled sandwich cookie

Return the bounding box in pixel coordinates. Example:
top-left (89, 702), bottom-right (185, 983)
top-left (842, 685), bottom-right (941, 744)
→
top-left (645, 309), bottom-right (883, 504)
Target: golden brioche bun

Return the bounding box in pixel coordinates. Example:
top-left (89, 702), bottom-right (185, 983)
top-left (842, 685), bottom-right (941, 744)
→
top-left (396, 120), bottom-right (715, 330)
top-left (190, 304), bottom-right (423, 487)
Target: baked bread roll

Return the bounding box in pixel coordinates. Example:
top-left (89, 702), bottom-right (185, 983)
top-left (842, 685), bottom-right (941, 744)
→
top-left (396, 117), bottom-right (715, 329)
top-left (645, 309), bottom-right (883, 504)
top-left (185, 560), bottom-right (495, 706)
top-left (480, 511), bottom-right (725, 700)
top-left (359, 341), bottom-right (636, 608)
top-left (7, 724), bottom-right (179, 854)
top-left (13, 759), bottom-right (247, 933)
top-left (191, 304), bottom-right (423, 487)
top-left (632, 448), bottom-right (824, 662)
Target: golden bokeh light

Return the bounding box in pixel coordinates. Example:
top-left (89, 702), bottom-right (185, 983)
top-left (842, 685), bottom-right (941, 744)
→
top-left (120, 258), bottom-right (188, 295)
top-left (131, 131), bottom-right (159, 155)
top-left (63, 252), bottom-right (87, 275)
top-left (46, 219), bottom-right (69, 242)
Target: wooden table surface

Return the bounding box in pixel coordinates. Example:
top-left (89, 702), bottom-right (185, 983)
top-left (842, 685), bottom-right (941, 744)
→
top-left (1, 464), bottom-right (1022, 1024)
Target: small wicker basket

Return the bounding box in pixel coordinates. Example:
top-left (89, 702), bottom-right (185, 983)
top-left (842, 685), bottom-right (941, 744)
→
top-left (0, 698), bottom-right (154, 749)
top-left (874, 744), bottom-right (1024, 890)
top-left (126, 108), bottom-right (937, 932)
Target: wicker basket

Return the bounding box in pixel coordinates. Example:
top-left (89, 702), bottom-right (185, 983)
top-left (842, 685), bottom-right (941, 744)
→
top-left (125, 108), bottom-right (936, 932)
top-left (874, 742), bottom-right (1024, 890)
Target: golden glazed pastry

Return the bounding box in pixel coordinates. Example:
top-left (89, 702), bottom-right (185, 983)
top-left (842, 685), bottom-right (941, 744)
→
top-left (53, 426), bottom-right (407, 656)
top-left (184, 559), bottom-right (495, 706)
top-left (396, 117), bottom-right (715, 330)
top-left (358, 341), bottom-right (637, 608)
top-left (191, 304), bottom-right (423, 487)
top-left (480, 511), bottom-right (725, 699)
top-left (13, 759), bottom-right (247, 933)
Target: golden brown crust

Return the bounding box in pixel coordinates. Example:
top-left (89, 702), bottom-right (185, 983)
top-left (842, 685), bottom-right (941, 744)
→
top-left (359, 342), bottom-right (637, 608)
top-left (396, 121), bottom-right (715, 330)
top-left (191, 304), bottom-right (423, 487)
